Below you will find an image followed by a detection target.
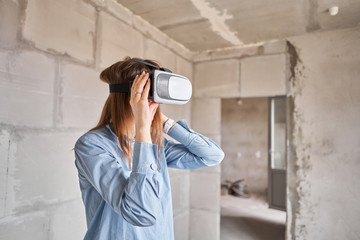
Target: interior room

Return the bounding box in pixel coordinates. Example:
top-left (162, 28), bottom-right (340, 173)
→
top-left (0, 0), bottom-right (359, 239)
top-left (220, 97), bottom-right (286, 240)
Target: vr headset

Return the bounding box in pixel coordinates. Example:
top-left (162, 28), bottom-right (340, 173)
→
top-left (109, 59), bottom-right (192, 105)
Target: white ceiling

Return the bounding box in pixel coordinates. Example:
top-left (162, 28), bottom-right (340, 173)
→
top-left (117, 0), bottom-right (360, 52)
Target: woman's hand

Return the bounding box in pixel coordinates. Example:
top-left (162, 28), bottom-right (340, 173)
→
top-left (129, 71), bottom-right (159, 143)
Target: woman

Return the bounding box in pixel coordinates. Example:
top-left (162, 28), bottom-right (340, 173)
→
top-left (74, 57), bottom-right (224, 240)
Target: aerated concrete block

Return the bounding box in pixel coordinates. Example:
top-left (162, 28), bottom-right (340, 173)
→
top-left (59, 62), bottom-right (107, 128)
top-left (101, 0), bottom-right (133, 26)
top-left (190, 209), bottom-right (220, 240)
top-left (60, 98), bottom-right (104, 129)
top-left (61, 63), bottom-right (106, 99)
top-left (168, 167), bottom-right (190, 177)
top-left (0, 50), bottom-right (55, 127)
top-left (191, 164), bottom-right (221, 174)
top-left (0, 0), bottom-right (19, 49)
top-left (176, 56), bottom-right (193, 80)
top-left (144, 39), bottom-right (176, 71)
top-left (194, 59), bottom-right (240, 98)
top-left (0, 211), bottom-right (49, 239)
top-left (50, 199), bottom-right (87, 240)
top-left (160, 103), bottom-right (191, 126)
top-left (174, 210), bottom-right (189, 240)
top-left (191, 98), bottom-right (221, 136)
top-left (23, 0), bottom-right (95, 63)
top-left (167, 39), bottom-right (193, 61)
top-left (240, 54), bottom-right (287, 97)
top-left (132, 15), bottom-right (168, 48)
top-left (131, 14), bottom-right (192, 60)
top-left (170, 173), bottom-right (190, 215)
top-left (99, 12), bottom-right (144, 68)
top-left (5, 130), bottom-right (83, 216)
top-left (190, 173), bottom-right (220, 212)
top-left (193, 45), bottom-right (259, 63)
top-left (263, 40), bottom-right (287, 54)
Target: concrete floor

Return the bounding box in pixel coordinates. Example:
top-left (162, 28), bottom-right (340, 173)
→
top-left (221, 195), bottom-right (286, 240)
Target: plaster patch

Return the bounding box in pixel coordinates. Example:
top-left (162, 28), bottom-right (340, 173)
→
top-left (190, 0), bottom-right (242, 45)
top-left (286, 42), bottom-right (315, 239)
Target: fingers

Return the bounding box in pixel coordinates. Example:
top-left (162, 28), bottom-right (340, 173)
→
top-left (141, 79), bottom-right (150, 100)
top-left (131, 71), bottom-right (149, 98)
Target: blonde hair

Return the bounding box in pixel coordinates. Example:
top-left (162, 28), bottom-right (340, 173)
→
top-left (90, 57), bottom-right (163, 170)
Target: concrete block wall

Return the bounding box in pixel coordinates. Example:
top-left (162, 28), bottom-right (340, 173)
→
top-left (193, 40), bottom-right (289, 100)
top-left (3, 2), bottom-right (357, 240)
top-left (161, 53), bottom-right (193, 240)
top-left (191, 39), bottom-right (289, 240)
top-left (192, 26), bottom-right (360, 240)
top-left (6, 1), bottom-right (348, 239)
top-left (286, 26), bottom-right (360, 240)
top-left (240, 54), bottom-right (288, 97)
top-left (190, 98), bottom-right (221, 240)
top-left (0, 0), bottom-right (192, 239)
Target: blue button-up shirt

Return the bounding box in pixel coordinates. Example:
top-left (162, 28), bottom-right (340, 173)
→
top-left (74, 120), bottom-right (224, 240)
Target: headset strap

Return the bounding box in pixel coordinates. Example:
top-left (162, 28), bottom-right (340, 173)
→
top-left (130, 58), bottom-right (172, 73)
top-left (109, 80), bottom-right (134, 93)
top-left (109, 58), bottom-right (172, 93)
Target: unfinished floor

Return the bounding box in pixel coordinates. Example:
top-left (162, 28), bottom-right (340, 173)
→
top-left (221, 195), bottom-right (286, 240)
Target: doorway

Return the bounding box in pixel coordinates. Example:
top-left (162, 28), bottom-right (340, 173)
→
top-left (220, 97), bottom-right (286, 240)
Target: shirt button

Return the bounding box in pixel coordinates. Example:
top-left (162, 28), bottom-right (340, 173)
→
top-left (150, 163), bottom-right (156, 170)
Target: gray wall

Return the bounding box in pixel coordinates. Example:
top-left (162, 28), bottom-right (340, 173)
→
top-left (0, 0), bottom-right (192, 239)
top-left (221, 98), bottom-right (269, 197)
top-left (287, 26), bottom-right (360, 239)
top-left (193, 25), bottom-right (360, 240)
top-left (190, 98), bottom-right (222, 240)
top-left (192, 39), bottom-right (288, 240)
top-left (2, 0), bottom-right (358, 239)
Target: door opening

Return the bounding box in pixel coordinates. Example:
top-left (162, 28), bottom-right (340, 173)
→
top-left (268, 97), bottom-right (287, 211)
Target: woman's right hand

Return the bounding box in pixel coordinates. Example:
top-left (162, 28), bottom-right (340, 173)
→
top-left (129, 71), bottom-right (159, 143)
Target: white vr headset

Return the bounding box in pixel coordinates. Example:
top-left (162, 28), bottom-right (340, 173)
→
top-left (109, 59), bottom-right (192, 105)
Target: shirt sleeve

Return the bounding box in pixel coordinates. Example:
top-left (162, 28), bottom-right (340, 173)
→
top-left (164, 120), bottom-right (225, 169)
top-left (74, 134), bottom-right (160, 227)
